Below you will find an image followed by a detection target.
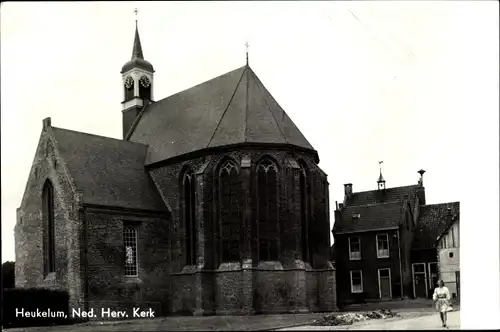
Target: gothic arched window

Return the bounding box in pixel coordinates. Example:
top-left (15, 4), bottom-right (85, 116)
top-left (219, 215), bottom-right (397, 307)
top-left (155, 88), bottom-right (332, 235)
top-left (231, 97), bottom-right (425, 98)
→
top-left (182, 169), bottom-right (196, 266)
top-left (42, 180), bottom-right (56, 275)
top-left (257, 159), bottom-right (279, 261)
top-left (218, 160), bottom-right (241, 262)
top-left (299, 162), bottom-right (310, 262)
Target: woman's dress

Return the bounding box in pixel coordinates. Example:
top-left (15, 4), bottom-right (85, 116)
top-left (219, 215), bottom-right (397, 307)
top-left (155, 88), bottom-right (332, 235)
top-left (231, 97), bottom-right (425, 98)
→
top-left (433, 286), bottom-right (451, 313)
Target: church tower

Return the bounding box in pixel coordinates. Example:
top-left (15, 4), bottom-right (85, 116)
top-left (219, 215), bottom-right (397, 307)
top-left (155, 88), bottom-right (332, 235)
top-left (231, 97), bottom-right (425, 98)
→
top-left (121, 12), bottom-right (154, 138)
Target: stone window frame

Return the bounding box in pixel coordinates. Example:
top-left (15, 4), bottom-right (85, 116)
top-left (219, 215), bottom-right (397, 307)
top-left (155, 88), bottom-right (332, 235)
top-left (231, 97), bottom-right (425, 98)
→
top-left (42, 179), bottom-right (56, 276)
top-left (256, 156), bottom-right (280, 262)
top-left (180, 167), bottom-right (197, 266)
top-left (217, 158), bottom-right (241, 264)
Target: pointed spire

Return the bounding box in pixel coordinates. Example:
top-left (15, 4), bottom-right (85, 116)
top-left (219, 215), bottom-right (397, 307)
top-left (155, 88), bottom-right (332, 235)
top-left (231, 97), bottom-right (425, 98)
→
top-left (131, 8), bottom-right (144, 60)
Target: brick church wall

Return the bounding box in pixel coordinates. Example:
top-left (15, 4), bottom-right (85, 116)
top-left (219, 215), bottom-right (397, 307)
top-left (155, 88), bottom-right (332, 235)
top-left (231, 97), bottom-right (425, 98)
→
top-left (15, 129), bottom-right (84, 310)
top-left (150, 147), bottom-right (335, 315)
top-left (84, 210), bottom-right (169, 317)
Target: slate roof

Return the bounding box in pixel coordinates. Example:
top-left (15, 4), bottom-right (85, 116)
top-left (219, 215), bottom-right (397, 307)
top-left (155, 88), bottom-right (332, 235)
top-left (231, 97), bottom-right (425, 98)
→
top-left (128, 65), bottom-right (315, 165)
top-left (334, 202), bottom-right (403, 234)
top-left (346, 185), bottom-right (419, 206)
top-left (412, 202), bottom-right (460, 250)
top-left (51, 127), bottom-right (167, 211)
top-left (121, 24), bottom-right (154, 74)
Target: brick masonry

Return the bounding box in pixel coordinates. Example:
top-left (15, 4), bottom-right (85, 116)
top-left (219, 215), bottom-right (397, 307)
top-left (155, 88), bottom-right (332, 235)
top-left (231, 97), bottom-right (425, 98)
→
top-left (15, 126), bottom-right (336, 316)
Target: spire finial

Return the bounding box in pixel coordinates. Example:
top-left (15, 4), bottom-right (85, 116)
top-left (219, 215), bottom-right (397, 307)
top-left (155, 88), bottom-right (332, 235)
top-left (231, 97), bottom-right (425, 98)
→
top-left (134, 8), bottom-right (139, 25)
top-left (131, 8), bottom-right (144, 60)
top-left (245, 41), bottom-right (249, 66)
top-left (377, 161), bottom-right (385, 189)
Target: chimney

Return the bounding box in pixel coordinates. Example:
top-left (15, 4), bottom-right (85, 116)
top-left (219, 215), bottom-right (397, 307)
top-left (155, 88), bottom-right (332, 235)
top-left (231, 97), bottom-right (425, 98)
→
top-left (416, 169), bottom-right (426, 205)
top-left (344, 183), bottom-right (353, 203)
top-left (418, 169), bottom-right (426, 187)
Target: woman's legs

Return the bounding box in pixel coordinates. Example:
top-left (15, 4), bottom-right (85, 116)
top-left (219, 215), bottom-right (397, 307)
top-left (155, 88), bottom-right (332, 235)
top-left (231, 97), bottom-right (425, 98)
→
top-left (443, 312), bottom-right (447, 327)
top-left (440, 312), bottom-right (445, 325)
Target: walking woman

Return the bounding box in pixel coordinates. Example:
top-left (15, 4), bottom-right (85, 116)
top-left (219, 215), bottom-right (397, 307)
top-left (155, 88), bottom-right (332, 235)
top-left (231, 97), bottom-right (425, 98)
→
top-left (433, 279), bottom-right (452, 328)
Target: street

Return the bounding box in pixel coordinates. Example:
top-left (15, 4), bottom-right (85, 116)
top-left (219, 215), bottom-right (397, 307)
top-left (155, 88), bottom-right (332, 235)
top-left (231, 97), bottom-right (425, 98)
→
top-left (277, 311), bottom-right (460, 330)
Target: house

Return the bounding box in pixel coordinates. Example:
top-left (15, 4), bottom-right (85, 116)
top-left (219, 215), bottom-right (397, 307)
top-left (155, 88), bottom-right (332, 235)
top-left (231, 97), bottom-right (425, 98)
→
top-left (436, 212), bottom-right (460, 299)
top-left (333, 169), bottom-right (460, 305)
top-left (411, 201), bottom-right (459, 299)
top-left (14, 21), bottom-right (335, 316)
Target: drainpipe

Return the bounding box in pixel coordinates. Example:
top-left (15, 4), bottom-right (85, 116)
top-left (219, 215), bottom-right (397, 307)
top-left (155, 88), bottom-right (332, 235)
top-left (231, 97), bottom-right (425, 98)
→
top-left (397, 229), bottom-right (404, 299)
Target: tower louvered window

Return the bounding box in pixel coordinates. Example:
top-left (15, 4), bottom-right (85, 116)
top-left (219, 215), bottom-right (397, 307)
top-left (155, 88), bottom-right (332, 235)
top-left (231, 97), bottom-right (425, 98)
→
top-left (219, 160), bottom-right (241, 262)
top-left (42, 180), bottom-right (56, 275)
top-left (257, 159), bottom-right (279, 261)
top-left (182, 170), bottom-right (197, 266)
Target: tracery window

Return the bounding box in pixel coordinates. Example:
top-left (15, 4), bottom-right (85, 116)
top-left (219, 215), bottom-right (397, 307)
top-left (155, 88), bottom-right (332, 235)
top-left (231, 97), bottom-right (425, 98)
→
top-left (257, 159), bottom-right (279, 261)
top-left (219, 160), bottom-right (241, 262)
top-left (42, 180), bottom-right (56, 275)
top-left (182, 169), bottom-right (197, 265)
top-left (299, 162), bottom-right (310, 262)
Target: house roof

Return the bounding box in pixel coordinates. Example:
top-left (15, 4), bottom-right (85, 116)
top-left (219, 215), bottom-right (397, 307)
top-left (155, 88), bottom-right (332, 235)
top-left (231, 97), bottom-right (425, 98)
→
top-left (334, 202), bottom-right (403, 234)
top-left (346, 185), bottom-right (419, 206)
top-left (412, 202), bottom-right (460, 250)
top-left (128, 65), bottom-right (315, 165)
top-left (436, 213), bottom-right (460, 244)
top-left (51, 127), bottom-right (167, 211)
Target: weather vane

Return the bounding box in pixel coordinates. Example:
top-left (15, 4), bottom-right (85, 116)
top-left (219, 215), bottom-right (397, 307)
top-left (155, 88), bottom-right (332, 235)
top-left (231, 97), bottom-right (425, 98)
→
top-left (245, 41), bottom-right (249, 65)
top-left (134, 8), bottom-right (139, 24)
top-left (379, 160), bottom-right (384, 173)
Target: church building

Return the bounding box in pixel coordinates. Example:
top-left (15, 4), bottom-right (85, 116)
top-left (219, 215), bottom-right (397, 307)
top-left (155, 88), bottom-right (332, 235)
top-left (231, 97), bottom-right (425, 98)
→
top-left (14, 21), bottom-right (336, 316)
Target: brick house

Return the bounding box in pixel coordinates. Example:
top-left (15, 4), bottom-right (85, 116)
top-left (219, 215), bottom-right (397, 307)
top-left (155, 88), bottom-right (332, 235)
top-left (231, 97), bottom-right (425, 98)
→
top-left (436, 211), bottom-right (460, 299)
top-left (333, 170), bottom-right (459, 305)
top-left (14, 23), bottom-right (335, 316)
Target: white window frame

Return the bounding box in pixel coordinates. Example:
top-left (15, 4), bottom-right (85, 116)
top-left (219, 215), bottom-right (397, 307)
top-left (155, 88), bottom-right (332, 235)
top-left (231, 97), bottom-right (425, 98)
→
top-left (376, 233), bottom-right (390, 258)
top-left (350, 270), bottom-right (363, 293)
top-left (348, 237), bottom-right (361, 260)
top-left (123, 226), bottom-right (139, 277)
top-left (377, 268), bottom-right (392, 299)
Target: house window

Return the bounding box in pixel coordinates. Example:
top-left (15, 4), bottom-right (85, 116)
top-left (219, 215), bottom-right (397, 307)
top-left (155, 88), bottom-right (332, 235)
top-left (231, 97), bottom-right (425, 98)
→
top-left (219, 160), bottom-right (240, 263)
top-left (376, 234), bottom-right (390, 258)
top-left (350, 270), bottom-right (363, 293)
top-left (42, 180), bottom-right (56, 275)
top-left (299, 162), bottom-right (310, 262)
top-left (257, 159), bottom-right (279, 261)
top-left (182, 170), bottom-right (197, 265)
top-left (348, 237), bottom-right (361, 260)
top-left (123, 226), bottom-right (138, 277)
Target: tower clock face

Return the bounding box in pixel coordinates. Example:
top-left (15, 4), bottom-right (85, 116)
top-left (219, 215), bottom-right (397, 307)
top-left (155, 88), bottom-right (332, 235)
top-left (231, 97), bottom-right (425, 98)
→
top-left (140, 75), bottom-right (151, 88)
top-left (125, 76), bottom-right (134, 89)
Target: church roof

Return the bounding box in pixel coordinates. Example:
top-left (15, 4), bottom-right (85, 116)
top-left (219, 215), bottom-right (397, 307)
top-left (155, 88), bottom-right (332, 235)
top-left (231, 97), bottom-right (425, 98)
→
top-left (51, 127), bottom-right (167, 211)
top-left (128, 65), bottom-right (315, 165)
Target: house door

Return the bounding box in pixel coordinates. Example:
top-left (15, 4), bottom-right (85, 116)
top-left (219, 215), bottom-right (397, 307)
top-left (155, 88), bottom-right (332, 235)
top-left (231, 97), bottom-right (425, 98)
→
top-left (412, 263), bottom-right (428, 298)
top-left (378, 268), bottom-right (392, 299)
top-left (428, 262), bottom-right (438, 298)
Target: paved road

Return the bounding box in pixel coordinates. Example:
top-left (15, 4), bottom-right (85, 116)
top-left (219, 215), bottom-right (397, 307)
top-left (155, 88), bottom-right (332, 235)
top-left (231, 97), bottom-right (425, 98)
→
top-left (278, 311), bottom-right (460, 330)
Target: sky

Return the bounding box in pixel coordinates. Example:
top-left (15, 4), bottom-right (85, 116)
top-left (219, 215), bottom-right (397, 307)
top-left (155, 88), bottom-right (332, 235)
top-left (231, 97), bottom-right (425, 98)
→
top-left (1, 1), bottom-right (499, 327)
